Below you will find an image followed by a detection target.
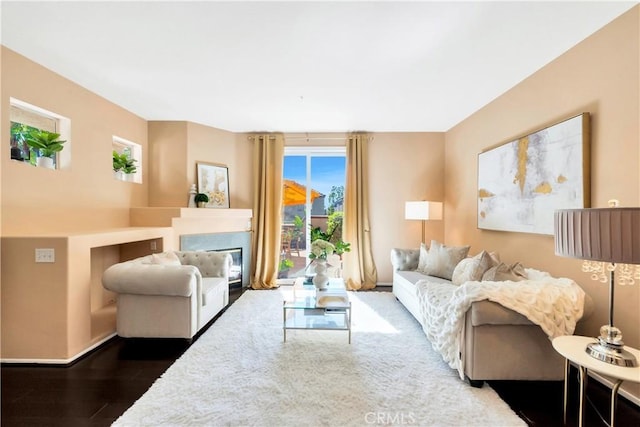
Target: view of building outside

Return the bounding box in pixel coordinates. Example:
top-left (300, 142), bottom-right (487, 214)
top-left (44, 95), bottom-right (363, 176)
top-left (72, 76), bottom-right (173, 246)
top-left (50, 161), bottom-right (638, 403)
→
top-left (279, 153), bottom-right (346, 279)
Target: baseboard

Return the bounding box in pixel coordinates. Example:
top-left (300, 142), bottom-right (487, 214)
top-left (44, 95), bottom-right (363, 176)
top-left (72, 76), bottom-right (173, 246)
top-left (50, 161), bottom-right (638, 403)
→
top-left (1, 333), bottom-right (117, 365)
top-left (376, 282), bottom-right (392, 287)
top-left (589, 370), bottom-right (640, 407)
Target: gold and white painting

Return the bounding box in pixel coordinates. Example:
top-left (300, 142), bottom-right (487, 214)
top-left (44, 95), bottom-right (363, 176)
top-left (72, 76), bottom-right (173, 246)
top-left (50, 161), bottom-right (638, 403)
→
top-left (477, 113), bottom-right (590, 235)
top-left (197, 162), bottom-right (230, 208)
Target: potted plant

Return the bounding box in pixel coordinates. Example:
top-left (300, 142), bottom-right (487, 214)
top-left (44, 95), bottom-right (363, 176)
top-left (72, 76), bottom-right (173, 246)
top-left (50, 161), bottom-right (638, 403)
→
top-left (194, 193), bottom-right (209, 208)
top-left (112, 151), bottom-right (126, 179)
top-left (113, 151), bottom-right (137, 181)
top-left (122, 156), bottom-right (137, 180)
top-left (24, 130), bottom-right (66, 169)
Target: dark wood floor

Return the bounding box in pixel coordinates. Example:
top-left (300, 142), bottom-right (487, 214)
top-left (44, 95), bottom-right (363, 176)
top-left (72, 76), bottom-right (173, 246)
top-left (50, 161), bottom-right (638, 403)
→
top-left (2, 288), bottom-right (639, 426)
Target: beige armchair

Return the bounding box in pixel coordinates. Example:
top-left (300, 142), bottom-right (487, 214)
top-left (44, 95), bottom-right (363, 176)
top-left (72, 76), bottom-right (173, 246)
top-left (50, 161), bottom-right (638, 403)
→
top-left (102, 251), bottom-right (232, 339)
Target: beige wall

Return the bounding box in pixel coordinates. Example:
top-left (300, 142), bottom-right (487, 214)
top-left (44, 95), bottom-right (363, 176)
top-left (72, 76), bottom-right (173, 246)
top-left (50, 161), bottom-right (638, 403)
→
top-left (148, 121), bottom-right (253, 209)
top-left (1, 47), bottom-right (148, 234)
top-left (148, 121), bottom-right (188, 207)
top-left (369, 133), bottom-right (445, 283)
top-left (186, 122), bottom-right (253, 208)
top-left (445, 7), bottom-right (639, 397)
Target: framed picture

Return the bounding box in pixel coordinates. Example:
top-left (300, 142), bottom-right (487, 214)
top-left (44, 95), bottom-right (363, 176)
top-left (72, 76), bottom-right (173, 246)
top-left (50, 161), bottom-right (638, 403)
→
top-left (196, 162), bottom-right (230, 208)
top-left (477, 113), bottom-right (590, 235)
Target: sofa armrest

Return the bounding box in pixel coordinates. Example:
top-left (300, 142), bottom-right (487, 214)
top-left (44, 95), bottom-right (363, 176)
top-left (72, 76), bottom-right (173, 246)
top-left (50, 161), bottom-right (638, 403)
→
top-left (175, 251), bottom-right (232, 278)
top-left (102, 263), bottom-right (199, 297)
top-left (390, 248), bottom-right (419, 271)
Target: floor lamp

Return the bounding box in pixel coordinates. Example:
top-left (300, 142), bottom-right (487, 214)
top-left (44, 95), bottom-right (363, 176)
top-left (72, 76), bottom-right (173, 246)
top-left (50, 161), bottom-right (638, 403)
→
top-left (405, 201), bottom-right (443, 244)
top-left (554, 206), bottom-right (639, 367)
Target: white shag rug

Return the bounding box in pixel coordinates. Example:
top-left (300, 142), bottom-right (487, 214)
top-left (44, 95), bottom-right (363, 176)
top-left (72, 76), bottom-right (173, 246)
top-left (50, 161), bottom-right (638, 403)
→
top-left (114, 290), bottom-right (526, 427)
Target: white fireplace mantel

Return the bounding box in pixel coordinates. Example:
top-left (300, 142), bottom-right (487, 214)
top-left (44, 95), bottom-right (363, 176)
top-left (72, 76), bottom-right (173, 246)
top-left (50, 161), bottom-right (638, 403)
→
top-left (130, 207), bottom-right (253, 250)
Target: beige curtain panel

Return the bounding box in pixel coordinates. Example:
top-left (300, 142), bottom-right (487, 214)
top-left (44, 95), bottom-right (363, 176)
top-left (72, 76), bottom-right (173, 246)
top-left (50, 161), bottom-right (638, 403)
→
top-left (343, 133), bottom-right (378, 290)
top-left (250, 133), bottom-right (285, 289)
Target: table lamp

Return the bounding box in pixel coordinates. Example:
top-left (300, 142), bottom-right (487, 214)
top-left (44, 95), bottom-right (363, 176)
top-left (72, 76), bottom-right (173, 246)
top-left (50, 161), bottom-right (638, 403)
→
top-left (405, 201), bottom-right (443, 244)
top-left (554, 204), bottom-right (639, 367)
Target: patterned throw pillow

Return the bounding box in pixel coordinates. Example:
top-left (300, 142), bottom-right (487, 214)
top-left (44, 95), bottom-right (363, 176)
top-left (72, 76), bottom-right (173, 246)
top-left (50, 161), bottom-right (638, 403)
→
top-left (451, 250), bottom-right (493, 285)
top-left (423, 240), bottom-right (470, 280)
top-left (481, 262), bottom-right (527, 282)
top-left (416, 242), bottom-right (430, 273)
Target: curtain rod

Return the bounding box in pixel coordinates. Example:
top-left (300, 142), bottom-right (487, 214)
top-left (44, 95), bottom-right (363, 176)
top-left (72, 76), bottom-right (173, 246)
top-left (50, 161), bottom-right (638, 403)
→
top-left (247, 133), bottom-right (370, 141)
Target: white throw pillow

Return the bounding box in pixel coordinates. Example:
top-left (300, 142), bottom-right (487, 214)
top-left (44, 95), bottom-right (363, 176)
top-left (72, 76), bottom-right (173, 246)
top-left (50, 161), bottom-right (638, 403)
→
top-left (146, 252), bottom-right (182, 266)
top-left (416, 242), bottom-right (430, 273)
top-left (423, 240), bottom-right (470, 280)
top-left (451, 250), bottom-right (493, 286)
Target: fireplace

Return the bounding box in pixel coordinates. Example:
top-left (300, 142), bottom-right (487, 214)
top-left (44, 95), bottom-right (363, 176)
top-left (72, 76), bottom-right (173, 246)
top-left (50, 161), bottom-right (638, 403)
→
top-left (180, 232), bottom-right (251, 288)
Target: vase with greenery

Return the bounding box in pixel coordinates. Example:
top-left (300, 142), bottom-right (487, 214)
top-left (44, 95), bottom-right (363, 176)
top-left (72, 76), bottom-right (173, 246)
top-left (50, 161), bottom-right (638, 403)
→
top-left (309, 212), bottom-right (351, 257)
top-left (309, 239), bottom-right (335, 290)
top-left (24, 130), bottom-right (66, 169)
top-left (308, 213), bottom-right (350, 281)
top-left (194, 193), bottom-right (209, 208)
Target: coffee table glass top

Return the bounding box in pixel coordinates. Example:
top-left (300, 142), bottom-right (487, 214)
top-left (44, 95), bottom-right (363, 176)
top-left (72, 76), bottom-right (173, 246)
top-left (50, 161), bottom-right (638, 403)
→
top-left (283, 277), bottom-right (351, 342)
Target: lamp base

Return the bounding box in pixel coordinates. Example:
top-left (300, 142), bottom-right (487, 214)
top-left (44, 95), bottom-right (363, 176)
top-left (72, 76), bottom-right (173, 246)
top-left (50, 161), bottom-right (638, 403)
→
top-left (586, 338), bottom-right (638, 367)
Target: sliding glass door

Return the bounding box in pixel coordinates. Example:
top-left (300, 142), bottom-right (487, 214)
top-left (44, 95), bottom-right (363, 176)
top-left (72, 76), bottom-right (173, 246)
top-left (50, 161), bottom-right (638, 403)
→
top-left (279, 147), bottom-right (346, 280)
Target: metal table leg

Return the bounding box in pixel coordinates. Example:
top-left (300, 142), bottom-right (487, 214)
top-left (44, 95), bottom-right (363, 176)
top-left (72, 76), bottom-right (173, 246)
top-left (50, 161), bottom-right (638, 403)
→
top-left (578, 366), bottom-right (588, 427)
top-left (563, 358), bottom-right (569, 425)
top-left (610, 379), bottom-right (623, 427)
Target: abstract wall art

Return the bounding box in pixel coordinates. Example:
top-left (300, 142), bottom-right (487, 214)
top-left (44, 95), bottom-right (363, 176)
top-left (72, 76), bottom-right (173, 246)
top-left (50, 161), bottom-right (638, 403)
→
top-left (477, 113), bottom-right (590, 235)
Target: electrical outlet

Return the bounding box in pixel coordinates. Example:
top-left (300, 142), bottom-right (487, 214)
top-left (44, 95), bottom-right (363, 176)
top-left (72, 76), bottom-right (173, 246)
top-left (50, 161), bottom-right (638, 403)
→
top-left (35, 248), bottom-right (55, 263)
top-left (150, 241), bottom-right (157, 251)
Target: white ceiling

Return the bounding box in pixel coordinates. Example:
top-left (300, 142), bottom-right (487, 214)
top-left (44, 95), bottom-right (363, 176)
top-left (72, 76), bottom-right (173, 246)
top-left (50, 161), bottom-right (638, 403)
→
top-left (1, 1), bottom-right (637, 132)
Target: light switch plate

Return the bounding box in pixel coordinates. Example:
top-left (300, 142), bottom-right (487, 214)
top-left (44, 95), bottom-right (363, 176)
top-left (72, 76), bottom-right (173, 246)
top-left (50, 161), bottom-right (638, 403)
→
top-left (35, 248), bottom-right (55, 263)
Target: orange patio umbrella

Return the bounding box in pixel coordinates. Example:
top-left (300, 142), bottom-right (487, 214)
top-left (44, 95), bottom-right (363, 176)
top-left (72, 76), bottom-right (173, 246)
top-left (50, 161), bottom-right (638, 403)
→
top-left (282, 179), bottom-right (322, 206)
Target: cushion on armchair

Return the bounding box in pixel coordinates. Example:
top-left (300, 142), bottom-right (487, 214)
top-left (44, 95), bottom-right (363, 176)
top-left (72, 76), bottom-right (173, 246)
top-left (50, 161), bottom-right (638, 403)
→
top-left (145, 252), bottom-right (182, 266)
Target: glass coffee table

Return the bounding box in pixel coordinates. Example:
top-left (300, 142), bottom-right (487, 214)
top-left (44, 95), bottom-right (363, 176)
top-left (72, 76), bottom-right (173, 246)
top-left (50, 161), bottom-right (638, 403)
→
top-left (283, 278), bottom-right (351, 343)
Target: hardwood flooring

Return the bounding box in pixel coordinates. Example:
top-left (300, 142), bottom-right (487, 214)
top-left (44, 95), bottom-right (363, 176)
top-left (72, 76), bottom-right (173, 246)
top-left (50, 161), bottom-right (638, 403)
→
top-left (2, 288), bottom-right (639, 426)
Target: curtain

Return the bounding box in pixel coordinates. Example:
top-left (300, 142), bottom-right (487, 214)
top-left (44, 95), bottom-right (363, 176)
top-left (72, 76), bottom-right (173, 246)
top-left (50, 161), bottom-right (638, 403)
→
top-left (343, 133), bottom-right (378, 290)
top-left (250, 133), bottom-right (285, 289)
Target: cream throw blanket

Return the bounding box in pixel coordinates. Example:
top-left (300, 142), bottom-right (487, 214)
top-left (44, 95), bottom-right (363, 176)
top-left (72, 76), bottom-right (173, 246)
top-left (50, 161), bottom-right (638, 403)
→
top-left (416, 268), bottom-right (586, 378)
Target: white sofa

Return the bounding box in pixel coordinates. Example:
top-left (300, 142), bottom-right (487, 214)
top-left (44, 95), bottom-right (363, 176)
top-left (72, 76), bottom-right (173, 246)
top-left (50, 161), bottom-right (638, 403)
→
top-left (102, 251), bottom-right (232, 339)
top-left (391, 246), bottom-right (592, 386)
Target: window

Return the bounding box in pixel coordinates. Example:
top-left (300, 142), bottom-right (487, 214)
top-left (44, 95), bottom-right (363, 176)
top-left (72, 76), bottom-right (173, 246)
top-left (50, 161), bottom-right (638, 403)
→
top-left (279, 147), bottom-right (346, 280)
top-left (112, 135), bottom-right (142, 183)
top-left (9, 98), bottom-right (71, 169)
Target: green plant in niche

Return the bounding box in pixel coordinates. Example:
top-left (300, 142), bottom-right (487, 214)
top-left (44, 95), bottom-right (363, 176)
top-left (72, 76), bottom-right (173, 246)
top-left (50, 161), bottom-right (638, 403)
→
top-left (113, 151), bottom-right (137, 174)
top-left (25, 130), bottom-right (66, 158)
top-left (112, 151), bottom-right (127, 172)
top-left (122, 157), bottom-right (137, 174)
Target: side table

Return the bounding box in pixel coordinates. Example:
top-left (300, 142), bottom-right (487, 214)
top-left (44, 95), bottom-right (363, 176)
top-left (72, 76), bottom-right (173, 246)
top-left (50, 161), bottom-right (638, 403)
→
top-left (552, 335), bottom-right (640, 427)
